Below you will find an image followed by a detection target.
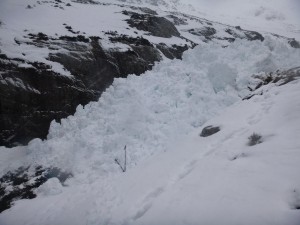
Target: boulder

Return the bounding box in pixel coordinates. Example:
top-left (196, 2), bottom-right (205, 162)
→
top-left (124, 11), bottom-right (180, 38)
top-left (200, 125), bottom-right (221, 137)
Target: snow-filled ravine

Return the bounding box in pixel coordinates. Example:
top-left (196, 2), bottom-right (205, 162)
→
top-left (1, 37), bottom-right (300, 224)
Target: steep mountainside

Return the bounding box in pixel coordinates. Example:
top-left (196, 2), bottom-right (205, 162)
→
top-left (0, 38), bottom-right (300, 224)
top-left (0, 1), bottom-right (300, 224)
top-left (1, 0), bottom-right (299, 147)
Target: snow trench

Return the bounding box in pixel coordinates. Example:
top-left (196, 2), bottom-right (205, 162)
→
top-left (1, 36), bottom-right (300, 180)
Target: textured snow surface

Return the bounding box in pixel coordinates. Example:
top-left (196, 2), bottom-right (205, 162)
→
top-left (0, 37), bottom-right (300, 224)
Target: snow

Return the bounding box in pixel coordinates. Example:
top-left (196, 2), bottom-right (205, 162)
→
top-left (178, 0), bottom-right (300, 36)
top-left (36, 178), bottom-right (63, 196)
top-left (0, 36), bottom-right (300, 224)
top-left (0, 0), bottom-right (133, 76)
top-left (1, 0), bottom-right (300, 224)
top-left (112, 0), bottom-right (300, 40)
top-left (0, 0), bottom-right (191, 76)
top-left (2, 36), bottom-right (299, 175)
top-left (1, 0), bottom-right (298, 80)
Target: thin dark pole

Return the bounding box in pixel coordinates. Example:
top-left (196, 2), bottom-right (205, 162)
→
top-left (124, 145), bottom-right (127, 172)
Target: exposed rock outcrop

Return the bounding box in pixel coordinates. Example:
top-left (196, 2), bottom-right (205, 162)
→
top-left (0, 34), bottom-right (165, 147)
top-left (123, 11), bottom-right (181, 38)
top-left (200, 125), bottom-right (221, 137)
top-left (0, 53), bottom-right (97, 146)
top-left (243, 67), bottom-right (300, 100)
top-left (0, 165), bottom-right (71, 213)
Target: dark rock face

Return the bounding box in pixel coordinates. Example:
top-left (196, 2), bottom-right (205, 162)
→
top-left (0, 31), bottom-right (185, 147)
top-left (72, 0), bottom-right (103, 5)
top-left (225, 28), bottom-right (264, 42)
top-left (187, 26), bottom-right (264, 43)
top-left (0, 54), bottom-right (97, 146)
top-left (107, 34), bottom-right (163, 74)
top-left (0, 166), bottom-right (71, 213)
top-left (175, 12), bottom-right (265, 43)
top-left (123, 11), bottom-right (180, 38)
top-left (156, 43), bottom-right (189, 60)
top-left (289, 39), bottom-right (300, 48)
top-left (48, 38), bottom-right (119, 91)
top-left (189, 27), bottom-right (217, 41)
top-left (167, 15), bottom-right (188, 26)
top-left (200, 126), bottom-right (221, 137)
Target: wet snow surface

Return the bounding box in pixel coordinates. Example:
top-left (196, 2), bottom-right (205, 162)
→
top-left (1, 0), bottom-right (300, 224)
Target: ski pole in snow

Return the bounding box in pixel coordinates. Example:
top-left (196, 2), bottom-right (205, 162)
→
top-left (124, 145), bottom-right (127, 172)
top-left (115, 145), bottom-right (127, 172)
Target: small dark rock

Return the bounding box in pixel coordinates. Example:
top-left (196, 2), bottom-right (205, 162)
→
top-left (290, 189), bottom-right (300, 210)
top-left (167, 15), bottom-right (188, 26)
top-left (138, 7), bottom-right (157, 15)
top-left (72, 0), bottom-right (100, 4)
top-left (289, 39), bottom-right (300, 48)
top-left (77, 35), bottom-right (89, 43)
top-left (223, 37), bottom-right (236, 43)
top-left (247, 133), bottom-right (262, 146)
top-left (27, 32), bottom-right (49, 42)
top-left (244, 30), bottom-right (264, 42)
top-left (294, 205), bottom-right (300, 210)
top-left (59, 35), bottom-right (89, 43)
top-left (200, 125), bottom-right (221, 137)
top-left (37, 32), bottom-right (49, 41)
top-left (156, 43), bottom-right (189, 60)
top-left (225, 28), bottom-right (264, 42)
top-left (109, 34), bottom-right (152, 47)
top-left (188, 27), bottom-right (216, 41)
top-left (124, 11), bottom-right (180, 38)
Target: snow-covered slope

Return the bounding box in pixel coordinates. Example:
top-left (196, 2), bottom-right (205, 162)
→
top-left (111, 0), bottom-right (300, 39)
top-left (0, 37), bottom-right (300, 224)
top-left (1, 0), bottom-right (298, 74)
top-left (6, 0), bottom-right (298, 146)
top-left (1, 0), bottom-right (300, 224)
